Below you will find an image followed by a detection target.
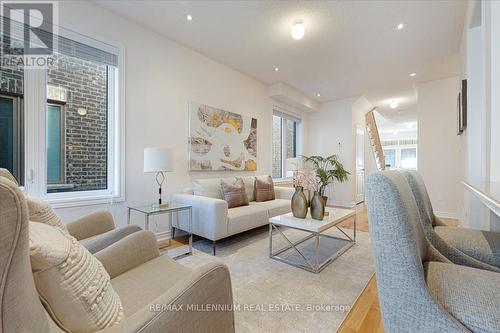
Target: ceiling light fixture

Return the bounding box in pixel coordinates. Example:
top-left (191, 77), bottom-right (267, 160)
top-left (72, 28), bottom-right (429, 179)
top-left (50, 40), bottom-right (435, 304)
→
top-left (316, 93), bottom-right (321, 97)
top-left (291, 20), bottom-right (305, 40)
top-left (409, 72), bottom-right (416, 77)
top-left (186, 14), bottom-right (193, 21)
top-left (274, 67), bottom-right (279, 72)
top-left (389, 100), bottom-right (399, 109)
top-left (396, 23), bottom-right (405, 30)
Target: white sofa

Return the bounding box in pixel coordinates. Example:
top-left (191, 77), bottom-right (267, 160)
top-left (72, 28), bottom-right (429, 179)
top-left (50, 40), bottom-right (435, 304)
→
top-left (171, 176), bottom-right (294, 255)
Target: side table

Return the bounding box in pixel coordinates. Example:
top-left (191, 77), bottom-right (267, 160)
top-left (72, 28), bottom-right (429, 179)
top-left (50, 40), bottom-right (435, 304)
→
top-left (127, 203), bottom-right (192, 258)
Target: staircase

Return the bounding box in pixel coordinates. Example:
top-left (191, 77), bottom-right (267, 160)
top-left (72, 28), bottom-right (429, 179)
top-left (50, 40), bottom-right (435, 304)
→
top-left (365, 108), bottom-right (385, 171)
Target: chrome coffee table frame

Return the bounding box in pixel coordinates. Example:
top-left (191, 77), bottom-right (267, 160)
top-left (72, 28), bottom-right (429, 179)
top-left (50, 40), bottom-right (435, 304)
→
top-left (269, 208), bottom-right (356, 274)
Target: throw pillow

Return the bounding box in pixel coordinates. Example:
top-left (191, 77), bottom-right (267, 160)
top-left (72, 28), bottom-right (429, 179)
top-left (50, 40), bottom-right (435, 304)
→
top-left (26, 196), bottom-right (69, 234)
top-left (254, 176), bottom-right (275, 202)
top-left (29, 222), bottom-right (124, 333)
top-left (221, 178), bottom-right (249, 208)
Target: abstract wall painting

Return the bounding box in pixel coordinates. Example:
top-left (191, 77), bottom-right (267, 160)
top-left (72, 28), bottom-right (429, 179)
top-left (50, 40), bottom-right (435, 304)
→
top-left (189, 102), bottom-right (257, 171)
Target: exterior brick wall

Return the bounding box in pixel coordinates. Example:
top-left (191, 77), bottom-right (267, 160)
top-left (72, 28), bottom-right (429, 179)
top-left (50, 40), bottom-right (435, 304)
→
top-left (0, 54), bottom-right (108, 191)
top-left (48, 54), bottom-right (108, 191)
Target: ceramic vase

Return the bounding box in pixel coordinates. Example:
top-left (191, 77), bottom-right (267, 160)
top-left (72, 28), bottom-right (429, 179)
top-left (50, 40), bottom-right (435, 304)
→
top-left (310, 191), bottom-right (325, 220)
top-left (291, 186), bottom-right (308, 218)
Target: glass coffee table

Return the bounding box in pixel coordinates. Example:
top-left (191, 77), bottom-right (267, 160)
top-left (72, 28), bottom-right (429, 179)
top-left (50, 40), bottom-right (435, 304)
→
top-left (127, 203), bottom-right (192, 258)
top-left (269, 207), bottom-right (356, 273)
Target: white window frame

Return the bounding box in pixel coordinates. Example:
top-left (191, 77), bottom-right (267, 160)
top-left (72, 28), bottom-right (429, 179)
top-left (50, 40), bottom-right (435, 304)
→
top-left (382, 139), bottom-right (418, 170)
top-left (272, 107), bottom-right (302, 181)
top-left (22, 34), bottom-right (125, 208)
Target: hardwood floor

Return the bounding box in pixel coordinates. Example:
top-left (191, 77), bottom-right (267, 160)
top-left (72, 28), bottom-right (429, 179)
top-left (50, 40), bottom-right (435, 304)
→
top-left (337, 274), bottom-right (383, 333)
top-left (159, 202), bottom-right (458, 333)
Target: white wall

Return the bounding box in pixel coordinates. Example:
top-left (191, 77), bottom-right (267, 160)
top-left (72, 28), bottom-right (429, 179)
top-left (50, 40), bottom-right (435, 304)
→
top-left (53, 1), bottom-right (309, 232)
top-left (458, 0), bottom-right (499, 230)
top-left (308, 97), bottom-right (356, 207)
top-left (307, 96), bottom-right (373, 207)
top-left (417, 76), bottom-right (461, 219)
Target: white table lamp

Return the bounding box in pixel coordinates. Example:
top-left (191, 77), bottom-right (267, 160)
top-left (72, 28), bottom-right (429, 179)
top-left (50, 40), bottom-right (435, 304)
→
top-left (144, 148), bottom-right (174, 207)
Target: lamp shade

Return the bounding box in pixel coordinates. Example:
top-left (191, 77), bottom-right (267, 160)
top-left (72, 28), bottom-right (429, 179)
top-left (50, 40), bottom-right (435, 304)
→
top-left (286, 157), bottom-right (302, 172)
top-left (144, 148), bottom-right (174, 173)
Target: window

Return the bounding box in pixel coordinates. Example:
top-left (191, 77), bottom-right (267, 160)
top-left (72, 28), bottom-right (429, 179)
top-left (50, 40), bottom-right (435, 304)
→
top-left (272, 108), bottom-right (300, 179)
top-left (1, 17), bottom-right (123, 205)
top-left (383, 149), bottom-right (396, 169)
top-left (382, 139), bottom-right (418, 170)
top-left (46, 103), bottom-right (64, 186)
top-left (401, 148), bottom-right (417, 169)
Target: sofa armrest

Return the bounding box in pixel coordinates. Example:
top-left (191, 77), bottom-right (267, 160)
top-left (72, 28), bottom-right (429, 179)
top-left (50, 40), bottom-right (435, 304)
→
top-left (94, 230), bottom-right (160, 279)
top-left (171, 194), bottom-right (228, 241)
top-left (275, 186), bottom-right (295, 200)
top-left (101, 262), bottom-right (235, 333)
top-left (66, 211), bottom-right (116, 241)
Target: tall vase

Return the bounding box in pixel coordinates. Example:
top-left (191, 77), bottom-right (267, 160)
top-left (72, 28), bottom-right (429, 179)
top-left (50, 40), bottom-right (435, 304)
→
top-left (291, 186), bottom-right (308, 218)
top-left (310, 191), bottom-right (325, 220)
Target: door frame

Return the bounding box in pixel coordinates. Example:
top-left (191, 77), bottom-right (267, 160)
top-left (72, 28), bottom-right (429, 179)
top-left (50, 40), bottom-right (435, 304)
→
top-left (355, 125), bottom-right (365, 204)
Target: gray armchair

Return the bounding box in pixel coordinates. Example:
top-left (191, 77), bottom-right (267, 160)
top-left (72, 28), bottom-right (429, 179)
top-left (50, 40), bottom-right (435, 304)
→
top-left (366, 171), bottom-right (500, 333)
top-left (0, 168), bottom-right (141, 254)
top-left (0, 176), bottom-right (235, 333)
top-left (402, 170), bottom-right (500, 271)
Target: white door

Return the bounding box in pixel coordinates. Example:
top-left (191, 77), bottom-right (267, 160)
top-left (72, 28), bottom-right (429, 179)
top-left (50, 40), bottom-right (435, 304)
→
top-left (355, 126), bottom-right (365, 203)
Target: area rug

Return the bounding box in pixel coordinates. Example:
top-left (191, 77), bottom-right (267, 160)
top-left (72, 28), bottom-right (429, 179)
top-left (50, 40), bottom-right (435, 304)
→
top-left (176, 225), bottom-right (374, 333)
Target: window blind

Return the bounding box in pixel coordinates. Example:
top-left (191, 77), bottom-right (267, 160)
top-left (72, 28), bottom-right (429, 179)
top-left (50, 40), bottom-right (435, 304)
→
top-left (1, 16), bottom-right (118, 66)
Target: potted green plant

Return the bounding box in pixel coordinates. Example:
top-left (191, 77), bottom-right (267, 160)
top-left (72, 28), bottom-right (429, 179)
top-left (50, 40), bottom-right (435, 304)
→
top-left (302, 154), bottom-right (350, 205)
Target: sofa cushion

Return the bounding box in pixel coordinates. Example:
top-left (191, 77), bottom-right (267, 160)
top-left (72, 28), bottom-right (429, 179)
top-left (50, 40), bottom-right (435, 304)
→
top-left (221, 178), bottom-right (249, 208)
top-left (240, 176), bottom-right (256, 201)
top-left (29, 222), bottom-right (123, 333)
top-left (193, 177), bottom-right (236, 199)
top-left (250, 199), bottom-right (291, 218)
top-left (254, 176), bottom-right (275, 202)
top-left (227, 204), bottom-right (269, 235)
top-left (434, 226), bottom-right (500, 268)
top-left (26, 196), bottom-right (69, 234)
top-left (425, 261), bottom-right (500, 332)
top-left (111, 256), bottom-right (191, 315)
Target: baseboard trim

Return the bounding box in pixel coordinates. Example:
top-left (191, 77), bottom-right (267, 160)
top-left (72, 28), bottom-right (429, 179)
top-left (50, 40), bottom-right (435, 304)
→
top-left (434, 211), bottom-right (461, 220)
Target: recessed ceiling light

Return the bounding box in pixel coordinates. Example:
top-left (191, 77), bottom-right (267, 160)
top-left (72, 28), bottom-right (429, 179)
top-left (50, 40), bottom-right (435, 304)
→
top-left (186, 14), bottom-right (193, 21)
top-left (316, 93), bottom-right (321, 97)
top-left (291, 20), bottom-right (305, 40)
top-left (389, 100), bottom-right (399, 109)
top-left (274, 67), bottom-right (279, 72)
top-left (396, 23), bottom-right (405, 30)
top-left (409, 72), bottom-right (417, 77)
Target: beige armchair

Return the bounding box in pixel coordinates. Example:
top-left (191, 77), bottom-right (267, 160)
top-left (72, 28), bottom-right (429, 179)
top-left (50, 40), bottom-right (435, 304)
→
top-left (0, 168), bottom-right (141, 254)
top-left (0, 176), bottom-right (235, 333)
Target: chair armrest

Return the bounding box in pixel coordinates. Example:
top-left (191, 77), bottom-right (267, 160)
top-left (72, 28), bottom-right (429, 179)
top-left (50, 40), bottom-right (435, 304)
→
top-left (101, 262), bottom-right (235, 333)
top-left (171, 194), bottom-right (228, 241)
top-left (94, 230), bottom-right (160, 279)
top-left (80, 224), bottom-right (143, 254)
top-left (275, 186), bottom-right (295, 200)
top-left (66, 211), bottom-right (115, 240)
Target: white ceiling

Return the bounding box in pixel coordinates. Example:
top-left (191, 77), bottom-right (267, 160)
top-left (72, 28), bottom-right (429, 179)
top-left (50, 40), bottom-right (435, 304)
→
top-left (96, 0), bottom-right (466, 107)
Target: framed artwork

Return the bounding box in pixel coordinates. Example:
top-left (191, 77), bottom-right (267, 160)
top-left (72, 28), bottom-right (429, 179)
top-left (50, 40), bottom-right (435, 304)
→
top-left (457, 79), bottom-right (467, 135)
top-left (189, 102), bottom-right (257, 171)
top-left (457, 92), bottom-right (463, 135)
